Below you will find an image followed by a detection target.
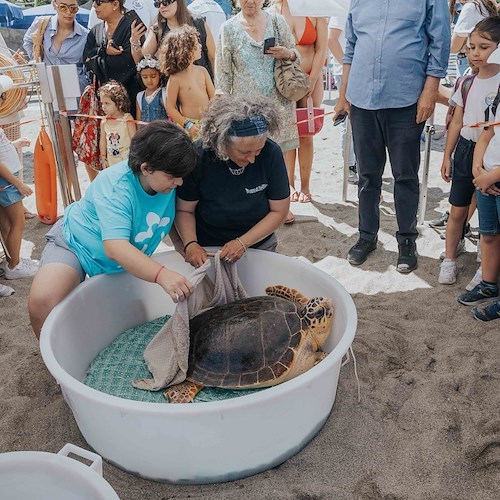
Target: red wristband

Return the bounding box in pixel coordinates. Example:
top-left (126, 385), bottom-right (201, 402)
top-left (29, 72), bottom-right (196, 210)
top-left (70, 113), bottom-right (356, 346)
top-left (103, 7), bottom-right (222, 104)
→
top-left (154, 265), bottom-right (165, 283)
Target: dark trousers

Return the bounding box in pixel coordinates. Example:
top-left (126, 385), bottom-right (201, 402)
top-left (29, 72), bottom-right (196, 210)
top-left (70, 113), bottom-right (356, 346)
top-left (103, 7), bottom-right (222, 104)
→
top-left (350, 104), bottom-right (425, 244)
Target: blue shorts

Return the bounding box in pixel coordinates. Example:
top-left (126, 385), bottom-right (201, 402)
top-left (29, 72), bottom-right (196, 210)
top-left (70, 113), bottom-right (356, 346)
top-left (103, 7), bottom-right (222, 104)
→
top-left (0, 172), bottom-right (23, 208)
top-left (39, 219), bottom-right (86, 282)
top-left (476, 188), bottom-right (500, 236)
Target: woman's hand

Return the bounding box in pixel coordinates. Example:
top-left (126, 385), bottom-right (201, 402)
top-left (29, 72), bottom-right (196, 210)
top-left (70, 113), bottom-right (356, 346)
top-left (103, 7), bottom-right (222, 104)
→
top-left (156, 267), bottom-right (194, 303)
top-left (307, 76), bottom-right (318, 97)
top-left (184, 242), bottom-right (208, 268)
top-left (12, 49), bottom-right (26, 64)
top-left (266, 46), bottom-right (294, 60)
top-left (130, 19), bottom-right (146, 46)
top-left (441, 158), bottom-right (451, 183)
top-left (220, 239), bottom-right (246, 264)
top-left (106, 39), bottom-right (123, 56)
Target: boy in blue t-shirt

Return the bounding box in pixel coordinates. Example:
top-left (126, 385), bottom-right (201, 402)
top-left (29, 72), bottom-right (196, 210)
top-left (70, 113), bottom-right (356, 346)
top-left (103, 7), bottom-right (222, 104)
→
top-left (28, 121), bottom-right (199, 338)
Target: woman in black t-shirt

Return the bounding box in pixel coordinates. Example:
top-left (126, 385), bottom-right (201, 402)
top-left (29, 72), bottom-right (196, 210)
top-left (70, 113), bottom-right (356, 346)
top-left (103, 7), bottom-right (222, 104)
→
top-left (175, 95), bottom-right (290, 268)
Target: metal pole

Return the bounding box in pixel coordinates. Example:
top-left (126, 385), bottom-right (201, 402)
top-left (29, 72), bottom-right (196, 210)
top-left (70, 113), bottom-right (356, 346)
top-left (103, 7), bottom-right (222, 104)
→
top-left (36, 63), bottom-right (72, 208)
top-left (418, 115), bottom-right (435, 225)
top-left (52, 66), bottom-right (81, 201)
top-left (342, 115), bottom-right (352, 202)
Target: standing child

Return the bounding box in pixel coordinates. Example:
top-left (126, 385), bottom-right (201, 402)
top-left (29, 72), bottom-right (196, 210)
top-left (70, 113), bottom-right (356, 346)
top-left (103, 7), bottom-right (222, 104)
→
top-left (457, 43), bottom-right (500, 321)
top-left (159, 25), bottom-right (215, 141)
top-left (439, 17), bottom-right (500, 285)
top-left (135, 56), bottom-right (168, 123)
top-left (99, 81), bottom-right (136, 169)
top-left (0, 76), bottom-right (38, 281)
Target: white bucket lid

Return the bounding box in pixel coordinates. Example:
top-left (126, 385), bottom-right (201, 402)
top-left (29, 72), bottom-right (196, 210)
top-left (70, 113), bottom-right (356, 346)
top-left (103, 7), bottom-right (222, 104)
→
top-left (0, 444), bottom-right (119, 499)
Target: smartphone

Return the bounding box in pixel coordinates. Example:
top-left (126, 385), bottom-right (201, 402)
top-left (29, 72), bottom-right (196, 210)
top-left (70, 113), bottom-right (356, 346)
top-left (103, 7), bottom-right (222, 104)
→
top-left (124, 9), bottom-right (142, 24)
top-left (333, 113), bottom-right (347, 126)
top-left (263, 37), bottom-right (276, 53)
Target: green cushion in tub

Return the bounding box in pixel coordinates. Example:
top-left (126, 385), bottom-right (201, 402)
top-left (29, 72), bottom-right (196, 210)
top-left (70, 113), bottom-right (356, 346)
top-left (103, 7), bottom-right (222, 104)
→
top-left (84, 315), bottom-right (262, 403)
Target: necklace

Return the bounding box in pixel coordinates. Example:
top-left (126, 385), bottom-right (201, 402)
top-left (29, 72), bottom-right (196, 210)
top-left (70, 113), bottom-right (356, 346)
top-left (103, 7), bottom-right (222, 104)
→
top-left (228, 165), bottom-right (245, 176)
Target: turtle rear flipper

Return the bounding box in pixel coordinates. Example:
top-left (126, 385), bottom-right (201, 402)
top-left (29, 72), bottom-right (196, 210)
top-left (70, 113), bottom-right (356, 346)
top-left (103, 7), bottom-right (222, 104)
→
top-left (164, 381), bottom-right (204, 403)
top-left (265, 285), bottom-right (309, 305)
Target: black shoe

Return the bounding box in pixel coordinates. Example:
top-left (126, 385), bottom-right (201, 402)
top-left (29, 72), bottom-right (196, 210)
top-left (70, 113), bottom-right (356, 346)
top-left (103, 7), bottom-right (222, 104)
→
top-left (397, 239), bottom-right (418, 273)
top-left (347, 238), bottom-right (377, 266)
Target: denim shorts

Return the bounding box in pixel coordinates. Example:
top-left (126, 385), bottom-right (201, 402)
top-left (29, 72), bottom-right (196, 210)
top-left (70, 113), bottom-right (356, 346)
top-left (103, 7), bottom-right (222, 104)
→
top-left (476, 188), bottom-right (500, 236)
top-left (450, 136), bottom-right (475, 207)
top-left (39, 219), bottom-right (86, 282)
top-left (0, 172), bottom-right (23, 208)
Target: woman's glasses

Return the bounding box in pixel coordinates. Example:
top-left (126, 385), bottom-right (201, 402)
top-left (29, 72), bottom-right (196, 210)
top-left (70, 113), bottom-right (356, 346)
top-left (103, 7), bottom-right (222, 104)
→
top-left (56, 3), bottom-right (79, 13)
top-left (154, 0), bottom-right (176, 8)
top-left (93, 0), bottom-right (113, 6)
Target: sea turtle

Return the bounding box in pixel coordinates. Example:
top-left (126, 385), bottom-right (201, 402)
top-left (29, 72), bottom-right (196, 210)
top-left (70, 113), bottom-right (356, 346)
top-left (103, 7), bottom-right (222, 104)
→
top-left (165, 285), bottom-right (334, 403)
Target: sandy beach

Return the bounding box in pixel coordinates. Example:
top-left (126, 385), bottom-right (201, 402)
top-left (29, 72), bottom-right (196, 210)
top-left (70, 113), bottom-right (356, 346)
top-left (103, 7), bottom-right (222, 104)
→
top-left (1, 93), bottom-right (499, 499)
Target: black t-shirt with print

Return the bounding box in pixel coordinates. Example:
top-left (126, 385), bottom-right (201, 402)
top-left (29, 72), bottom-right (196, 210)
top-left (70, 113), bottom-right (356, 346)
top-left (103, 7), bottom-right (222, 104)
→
top-left (177, 139), bottom-right (289, 247)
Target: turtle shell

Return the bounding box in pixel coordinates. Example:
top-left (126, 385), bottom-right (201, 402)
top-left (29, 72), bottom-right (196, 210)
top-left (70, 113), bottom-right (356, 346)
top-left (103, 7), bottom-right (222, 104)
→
top-left (187, 296), bottom-right (305, 389)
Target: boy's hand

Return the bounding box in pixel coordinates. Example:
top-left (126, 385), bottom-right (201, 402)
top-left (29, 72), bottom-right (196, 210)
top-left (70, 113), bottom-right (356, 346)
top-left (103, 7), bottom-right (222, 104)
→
top-left (441, 158), bottom-right (451, 182)
top-left (12, 137), bottom-right (30, 149)
top-left (473, 170), bottom-right (500, 195)
top-left (188, 124), bottom-right (200, 138)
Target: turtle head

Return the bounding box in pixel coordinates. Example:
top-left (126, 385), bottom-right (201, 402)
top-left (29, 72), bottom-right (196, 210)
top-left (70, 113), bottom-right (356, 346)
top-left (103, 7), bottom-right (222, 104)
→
top-left (303, 297), bottom-right (334, 348)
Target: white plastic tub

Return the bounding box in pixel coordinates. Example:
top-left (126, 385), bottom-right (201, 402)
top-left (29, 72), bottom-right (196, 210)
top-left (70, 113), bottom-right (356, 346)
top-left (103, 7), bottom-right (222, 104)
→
top-left (40, 249), bottom-right (357, 484)
top-left (0, 444), bottom-right (119, 499)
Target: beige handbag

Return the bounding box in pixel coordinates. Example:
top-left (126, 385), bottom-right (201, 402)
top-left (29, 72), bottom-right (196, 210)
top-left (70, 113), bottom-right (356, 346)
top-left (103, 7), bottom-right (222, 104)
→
top-left (32, 16), bottom-right (51, 63)
top-left (272, 14), bottom-right (310, 102)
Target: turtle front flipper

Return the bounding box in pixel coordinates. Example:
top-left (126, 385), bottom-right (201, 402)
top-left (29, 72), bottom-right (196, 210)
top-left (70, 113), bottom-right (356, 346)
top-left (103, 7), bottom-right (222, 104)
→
top-left (164, 381), bottom-right (204, 403)
top-left (266, 285), bottom-right (309, 305)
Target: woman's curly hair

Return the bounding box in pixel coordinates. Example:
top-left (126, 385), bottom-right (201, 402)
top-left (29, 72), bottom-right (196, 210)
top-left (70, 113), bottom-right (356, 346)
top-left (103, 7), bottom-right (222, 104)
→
top-left (98, 80), bottom-right (130, 113)
top-left (201, 94), bottom-right (282, 160)
top-left (159, 25), bottom-right (198, 76)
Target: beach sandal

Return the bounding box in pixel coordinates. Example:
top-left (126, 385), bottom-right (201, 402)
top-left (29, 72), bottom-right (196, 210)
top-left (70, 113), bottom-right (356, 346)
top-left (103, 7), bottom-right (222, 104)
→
top-left (290, 190), bottom-right (300, 202)
top-left (298, 192), bottom-right (312, 203)
top-left (284, 211), bottom-right (295, 224)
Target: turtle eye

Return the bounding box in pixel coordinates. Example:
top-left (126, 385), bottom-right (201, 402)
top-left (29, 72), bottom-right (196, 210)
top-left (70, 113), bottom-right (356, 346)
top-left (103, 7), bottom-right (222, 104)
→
top-left (315, 309), bottom-right (324, 319)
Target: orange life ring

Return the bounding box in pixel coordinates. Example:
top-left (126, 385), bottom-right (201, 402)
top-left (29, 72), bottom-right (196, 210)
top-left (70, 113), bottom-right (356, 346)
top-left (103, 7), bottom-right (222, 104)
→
top-left (34, 127), bottom-right (57, 225)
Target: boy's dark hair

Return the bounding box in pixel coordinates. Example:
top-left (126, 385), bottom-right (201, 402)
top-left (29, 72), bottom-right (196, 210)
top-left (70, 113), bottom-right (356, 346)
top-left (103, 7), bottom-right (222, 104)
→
top-left (472, 16), bottom-right (500, 44)
top-left (128, 121), bottom-right (198, 177)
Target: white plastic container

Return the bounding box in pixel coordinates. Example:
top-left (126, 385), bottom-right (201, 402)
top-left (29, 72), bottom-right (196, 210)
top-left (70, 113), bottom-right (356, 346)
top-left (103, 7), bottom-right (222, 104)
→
top-left (40, 249), bottom-right (356, 484)
top-left (0, 444), bottom-right (119, 499)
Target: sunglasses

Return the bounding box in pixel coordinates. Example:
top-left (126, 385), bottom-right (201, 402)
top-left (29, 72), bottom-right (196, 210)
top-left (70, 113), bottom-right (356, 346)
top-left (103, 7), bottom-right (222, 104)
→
top-left (93, 0), bottom-right (113, 5)
top-left (56, 3), bottom-right (79, 13)
top-left (154, 0), bottom-right (176, 8)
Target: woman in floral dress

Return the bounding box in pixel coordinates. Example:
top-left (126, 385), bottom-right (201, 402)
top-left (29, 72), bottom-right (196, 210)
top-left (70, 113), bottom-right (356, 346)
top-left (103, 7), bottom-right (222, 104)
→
top-left (215, 0), bottom-right (299, 157)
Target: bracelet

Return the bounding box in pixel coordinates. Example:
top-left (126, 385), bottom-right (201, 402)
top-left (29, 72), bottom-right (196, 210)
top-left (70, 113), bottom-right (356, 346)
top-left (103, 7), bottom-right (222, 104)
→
top-left (183, 240), bottom-right (198, 252)
top-left (153, 265), bottom-right (165, 283)
top-left (235, 237), bottom-right (246, 252)
top-left (184, 120), bottom-right (195, 131)
top-left (130, 41), bottom-right (141, 52)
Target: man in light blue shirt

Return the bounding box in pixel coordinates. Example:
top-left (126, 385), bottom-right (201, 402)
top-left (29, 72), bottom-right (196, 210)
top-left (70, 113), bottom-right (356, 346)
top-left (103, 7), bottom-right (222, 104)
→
top-left (334, 0), bottom-right (450, 273)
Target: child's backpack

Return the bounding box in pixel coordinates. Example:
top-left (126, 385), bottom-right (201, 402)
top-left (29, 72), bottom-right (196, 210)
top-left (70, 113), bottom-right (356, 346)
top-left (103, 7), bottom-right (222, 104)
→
top-left (445, 74), bottom-right (476, 130)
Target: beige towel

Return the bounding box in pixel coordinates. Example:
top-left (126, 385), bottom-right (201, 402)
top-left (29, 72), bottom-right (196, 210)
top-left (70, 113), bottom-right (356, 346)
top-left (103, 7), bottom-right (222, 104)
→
top-left (132, 252), bottom-right (248, 391)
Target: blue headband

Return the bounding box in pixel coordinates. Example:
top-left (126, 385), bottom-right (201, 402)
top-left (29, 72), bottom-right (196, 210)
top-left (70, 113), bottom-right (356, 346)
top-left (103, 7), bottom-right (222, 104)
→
top-left (228, 116), bottom-right (269, 137)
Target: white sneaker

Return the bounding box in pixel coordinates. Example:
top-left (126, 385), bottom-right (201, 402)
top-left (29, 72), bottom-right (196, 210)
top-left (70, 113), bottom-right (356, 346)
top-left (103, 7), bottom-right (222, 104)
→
top-left (466, 266), bottom-right (482, 292)
top-left (0, 283), bottom-right (14, 296)
top-left (440, 238), bottom-right (466, 260)
top-left (439, 259), bottom-right (458, 285)
top-left (2, 258), bottom-right (39, 279)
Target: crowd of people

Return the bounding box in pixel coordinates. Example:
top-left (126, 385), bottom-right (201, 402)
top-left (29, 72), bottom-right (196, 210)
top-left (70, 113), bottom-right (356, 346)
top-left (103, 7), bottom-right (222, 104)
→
top-left (0, 0), bottom-right (498, 326)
